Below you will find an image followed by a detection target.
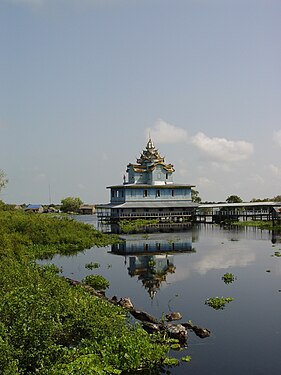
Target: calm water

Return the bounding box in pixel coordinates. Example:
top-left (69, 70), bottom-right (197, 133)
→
top-left (40, 216), bottom-right (281, 375)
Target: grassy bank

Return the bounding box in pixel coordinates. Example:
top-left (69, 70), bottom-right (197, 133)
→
top-left (233, 220), bottom-right (281, 230)
top-left (0, 209), bottom-right (170, 374)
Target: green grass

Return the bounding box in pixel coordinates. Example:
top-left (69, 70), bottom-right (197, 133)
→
top-left (119, 219), bottom-right (159, 233)
top-left (233, 220), bottom-right (281, 229)
top-left (0, 208), bottom-right (171, 374)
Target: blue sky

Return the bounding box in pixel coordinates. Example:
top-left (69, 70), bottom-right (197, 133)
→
top-left (0, 0), bottom-right (281, 204)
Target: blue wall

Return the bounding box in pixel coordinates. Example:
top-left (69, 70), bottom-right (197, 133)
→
top-left (110, 186), bottom-right (192, 203)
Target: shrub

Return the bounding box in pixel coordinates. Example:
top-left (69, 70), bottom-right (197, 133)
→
top-left (82, 274), bottom-right (109, 290)
top-left (205, 297), bottom-right (234, 310)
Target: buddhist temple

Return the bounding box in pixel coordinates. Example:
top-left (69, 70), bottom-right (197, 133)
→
top-left (96, 138), bottom-right (198, 221)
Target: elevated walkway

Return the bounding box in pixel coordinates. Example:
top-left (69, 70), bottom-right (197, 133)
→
top-left (196, 202), bottom-right (281, 224)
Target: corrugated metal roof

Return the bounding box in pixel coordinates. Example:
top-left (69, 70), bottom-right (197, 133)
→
top-left (107, 183), bottom-right (195, 189)
top-left (199, 202), bottom-right (281, 208)
top-left (26, 204), bottom-right (43, 209)
top-left (96, 201), bottom-right (198, 209)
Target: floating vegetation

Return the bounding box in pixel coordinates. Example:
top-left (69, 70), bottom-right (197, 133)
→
top-left (148, 259), bottom-right (156, 267)
top-left (119, 219), bottom-right (159, 233)
top-left (182, 355), bottom-right (192, 362)
top-left (82, 274), bottom-right (109, 290)
top-left (222, 272), bottom-right (235, 284)
top-left (85, 262), bottom-right (100, 269)
top-left (273, 251), bottom-right (281, 257)
top-left (163, 357), bottom-right (180, 366)
top-left (205, 297), bottom-right (234, 310)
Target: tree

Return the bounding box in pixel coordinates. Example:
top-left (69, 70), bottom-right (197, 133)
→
top-left (60, 197), bottom-right (83, 213)
top-left (0, 169), bottom-right (8, 192)
top-left (191, 189), bottom-right (202, 203)
top-left (226, 195), bottom-right (243, 203)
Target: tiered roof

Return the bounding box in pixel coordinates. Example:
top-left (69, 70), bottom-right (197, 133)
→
top-left (127, 138), bottom-right (175, 174)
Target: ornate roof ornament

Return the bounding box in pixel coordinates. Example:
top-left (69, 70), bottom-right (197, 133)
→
top-left (131, 138), bottom-right (175, 173)
top-left (146, 137), bottom-right (154, 150)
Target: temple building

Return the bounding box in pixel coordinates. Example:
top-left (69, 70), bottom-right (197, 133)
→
top-left (96, 138), bottom-right (198, 221)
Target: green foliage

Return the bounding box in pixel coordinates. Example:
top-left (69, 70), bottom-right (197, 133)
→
top-left (0, 211), bottom-right (170, 373)
top-left (0, 210), bottom-right (119, 259)
top-left (233, 220), bottom-right (278, 230)
top-left (0, 258), bottom-right (169, 373)
top-left (82, 274), bottom-right (109, 290)
top-left (205, 297), bottom-right (234, 310)
top-left (191, 189), bottom-right (202, 203)
top-left (163, 357), bottom-right (179, 366)
top-left (251, 195), bottom-right (281, 202)
top-left (85, 262), bottom-right (100, 269)
top-left (226, 195), bottom-right (243, 203)
top-left (222, 272), bottom-right (235, 284)
top-left (119, 219), bottom-right (159, 233)
top-left (273, 251), bottom-right (281, 257)
top-left (181, 355), bottom-right (192, 362)
top-left (60, 197), bottom-right (83, 213)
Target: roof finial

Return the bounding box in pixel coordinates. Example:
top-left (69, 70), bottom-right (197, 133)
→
top-left (147, 135), bottom-right (154, 150)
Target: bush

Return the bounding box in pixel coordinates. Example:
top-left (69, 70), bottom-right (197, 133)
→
top-left (83, 274), bottom-right (109, 290)
top-left (0, 210), bottom-right (170, 373)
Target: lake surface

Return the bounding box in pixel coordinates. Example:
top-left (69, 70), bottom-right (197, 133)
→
top-left (40, 216), bottom-right (281, 374)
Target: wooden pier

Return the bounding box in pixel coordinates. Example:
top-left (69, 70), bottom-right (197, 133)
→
top-left (196, 202), bottom-right (281, 224)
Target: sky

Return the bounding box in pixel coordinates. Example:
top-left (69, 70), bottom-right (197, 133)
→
top-left (0, 0), bottom-right (281, 204)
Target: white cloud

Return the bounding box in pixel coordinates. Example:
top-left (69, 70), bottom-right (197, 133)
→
top-left (273, 130), bottom-right (281, 147)
top-left (193, 246), bottom-right (256, 275)
top-left (147, 119), bottom-right (188, 144)
top-left (191, 132), bottom-right (254, 162)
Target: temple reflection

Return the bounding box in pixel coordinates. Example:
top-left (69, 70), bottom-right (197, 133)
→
top-left (271, 230), bottom-right (281, 244)
top-left (111, 232), bottom-right (195, 298)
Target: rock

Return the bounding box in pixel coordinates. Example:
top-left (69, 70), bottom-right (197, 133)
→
top-left (182, 321), bottom-right (193, 330)
top-left (192, 326), bottom-right (211, 338)
top-left (166, 312), bottom-right (182, 321)
top-left (182, 322), bottom-right (211, 338)
top-left (118, 297), bottom-right (134, 310)
top-left (131, 309), bottom-right (158, 324)
top-left (142, 322), bottom-right (162, 334)
top-left (110, 295), bottom-right (118, 303)
top-left (166, 323), bottom-right (188, 343)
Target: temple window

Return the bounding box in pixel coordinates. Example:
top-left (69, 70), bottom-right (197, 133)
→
top-left (171, 189), bottom-right (174, 196)
top-left (143, 189), bottom-right (148, 197)
top-left (156, 190), bottom-right (160, 197)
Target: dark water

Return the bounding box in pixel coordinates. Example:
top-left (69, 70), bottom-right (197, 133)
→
top-left (40, 216), bottom-right (281, 374)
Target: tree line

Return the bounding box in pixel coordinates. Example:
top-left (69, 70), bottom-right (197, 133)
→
top-left (1, 169), bottom-right (281, 209)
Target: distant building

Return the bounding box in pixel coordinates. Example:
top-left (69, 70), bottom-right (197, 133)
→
top-left (96, 138), bottom-right (198, 221)
top-left (25, 204), bottom-right (44, 213)
top-left (79, 204), bottom-right (96, 215)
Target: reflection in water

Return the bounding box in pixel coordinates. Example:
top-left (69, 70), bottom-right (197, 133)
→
top-left (42, 218), bottom-right (281, 375)
top-left (272, 230), bottom-right (281, 244)
top-left (111, 233), bottom-right (195, 298)
top-left (128, 254), bottom-right (175, 299)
